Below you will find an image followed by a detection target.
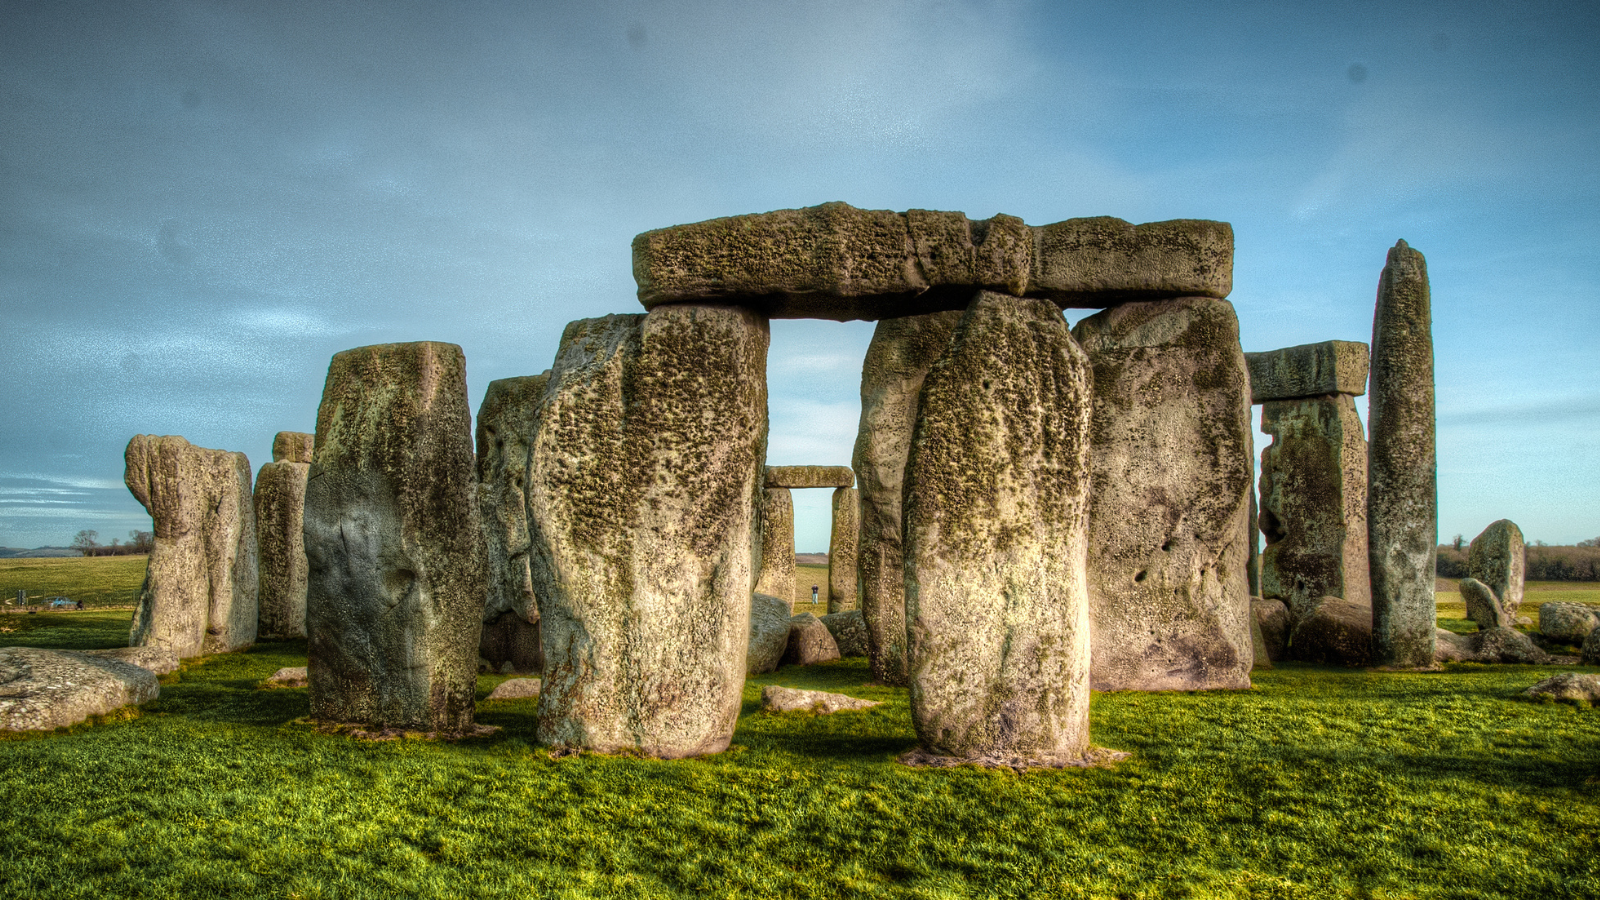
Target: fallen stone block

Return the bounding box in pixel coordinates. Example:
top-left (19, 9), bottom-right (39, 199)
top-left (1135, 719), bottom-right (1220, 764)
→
top-left (264, 666), bottom-right (308, 688)
top-left (748, 593), bottom-right (792, 675)
top-left (761, 685), bottom-right (881, 714)
top-left (1287, 595), bottom-right (1373, 667)
top-left (0, 647), bottom-right (160, 732)
top-left (783, 613), bottom-right (841, 667)
top-left (81, 646), bottom-right (179, 676)
top-left (1525, 673), bottom-right (1600, 705)
top-left (1539, 601), bottom-right (1600, 645)
top-left (1460, 577), bottom-right (1512, 631)
top-left (819, 609), bottom-right (868, 657)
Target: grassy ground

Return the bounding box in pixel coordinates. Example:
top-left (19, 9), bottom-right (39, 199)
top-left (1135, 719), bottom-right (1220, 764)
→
top-left (793, 564), bottom-right (831, 616)
top-left (0, 555), bottom-right (147, 609)
top-left (1432, 581), bottom-right (1599, 636)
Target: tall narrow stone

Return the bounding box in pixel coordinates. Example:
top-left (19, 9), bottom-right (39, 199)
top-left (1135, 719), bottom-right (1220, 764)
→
top-left (1467, 519), bottom-right (1525, 619)
top-left (828, 487), bottom-right (859, 613)
top-left (1072, 297), bottom-right (1254, 691)
top-left (903, 292), bottom-right (1093, 764)
top-left (125, 435), bottom-right (259, 658)
top-left (303, 342), bottom-right (486, 733)
top-left (527, 306), bottom-right (767, 758)
top-left (476, 373), bottom-right (551, 674)
top-left (255, 432), bottom-right (312, 639)
top-left (1367, 240), bottom-right (1436, 668)
top-left (853, 310), bottom-right (963, 686)
top-left (753, 487), bottom-right (796, 605)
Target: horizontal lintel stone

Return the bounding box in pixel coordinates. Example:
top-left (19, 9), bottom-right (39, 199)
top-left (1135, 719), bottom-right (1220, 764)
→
top-left (765, 465), bottom-right (854, 489)
top-left (1245, 340), bottom-right (1369, 403)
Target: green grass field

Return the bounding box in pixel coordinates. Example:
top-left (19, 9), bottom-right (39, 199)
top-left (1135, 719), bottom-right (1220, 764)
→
top-left (0, 555), bottom-right (147, 608)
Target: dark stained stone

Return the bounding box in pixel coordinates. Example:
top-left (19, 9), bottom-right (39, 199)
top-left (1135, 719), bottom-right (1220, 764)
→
top-left (1252, 598), bottom-right (1290, 663)
top-left (1287, 595), bottom-right (1373, 667)
top-left (255, 447), bottom-right (309, 640)
top-left (476, 373), bottom-right (551, 675)
top-left (782, 612), bottom-right (842, 667)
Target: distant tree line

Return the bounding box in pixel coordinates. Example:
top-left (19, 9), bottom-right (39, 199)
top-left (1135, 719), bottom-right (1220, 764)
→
top-left (71, 530), bottom-right (154, 557)
top-left (1436, 536), bottom-right (1600, 581)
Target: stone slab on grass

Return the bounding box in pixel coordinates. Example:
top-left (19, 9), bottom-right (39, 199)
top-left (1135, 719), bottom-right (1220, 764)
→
top-left (1525, 673), bottom-right (1600, 705)
top-left (1, 647), bottom-right (160, 732)
top-left (760, 685), bottom-right (880, 714)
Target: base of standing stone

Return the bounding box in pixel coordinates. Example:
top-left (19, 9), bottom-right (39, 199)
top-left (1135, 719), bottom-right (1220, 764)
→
top-left (897, 745), bottom-right (1129, 772)
top-left (297, 718), bottom-right (501, 742)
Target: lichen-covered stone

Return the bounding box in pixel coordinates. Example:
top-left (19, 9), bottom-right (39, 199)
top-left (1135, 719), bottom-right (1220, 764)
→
top-left (272, 431), bottom-right (314, 464)
top-left (486, 678), bottom-right (541, 701)
top-left (1469, 627), bottom-right (1551, 665)
top-left (0, 647), bottom-right (160, 732)
top-left (782, 612), bottom-right (842, 667)
top-left (1538, 601), bottom-right (1599, 645)
top-left (125, 434), bottom-right (258, 659)
top-left (1252, 598), bottom-right (1290, 663)
top-left (1583, 627), bottom-right (1600, 666)
top-left (255, 449), bottom-right (310, 640)
top-left (748, 592), bottom-right (792, 675)
top-left (853, 310), bottom-right (964, 686)
top-left (765, 465), bottom-right (854, 489)
top-left (475, 373), bottom-right (551, 675)
top-left (753, 487), bottom-right (795, 604)
top-left (1030, 217), bottom-right (1233, 305)
top-left (1072, 297), bottom-right (1254, 691)
top-left (1460, 577), bottom-right (1512, 631)
top-left (1467, 519), bottom-right (1525, 619)
top-left (1245, 341), bottom-right (1369, 402)
top-left (1257, 394), bottom-right (1370, 628)
top-left (827, 487), bottom-right (859, 613)
top-left (1247, 487), bottom-right (1261, 598)
top-left (761, 685), bottom-right (880, 714)
top-left (527, 307), bottom-right (767, 758)
top-left (81, 646), bottom-right (179, 676)
top-left (819, 609), bottom-right (868, 657)
top-left (903, 291), bottom-right (1094, 764)
top-left (1367, 240), bottom-right (1437, 668)
top-left (1287, 595), bottom-right (1373, 667)
top-left (1525, 673), bottom-right (1600, 705)
top-left (303, 342), bottom-right (487, 733)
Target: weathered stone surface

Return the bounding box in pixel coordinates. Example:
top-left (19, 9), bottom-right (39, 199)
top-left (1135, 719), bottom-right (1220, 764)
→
top-left (1583, 627), bottom-right (1600, 666)
top-left (1470, 627), bottom-right (1551, 665)
top-left (753, 487), bottom-right (795, 604)
top-left (304, 341), bottom-right (487, 733)
top-left (1526, 673), bottom-right (1600, 705)
top-left (272, 431), bottom-right (314, 464)
top-left (125, 434), bottom-right (259, 659)
top-left (486, 678), bottom-right (541, 701)
top-left (1539, 601), bottom-right (1600, 645)
top-left (854, 310), bottom-right (964, 686)
top-left (476, 373), bottom-right (550, 675)
top-left (1367, 239), bottom-right (1437, 668)
top-left (1434, 628), bottom-right (1472, 663)
top-left (1245, 341), bottom-right (1369, 402)
top-left (0, 647), bottom-right (160, 732)
top-left (1257, 394), bottom-right (1370, 627)
top-left (760, 685), bottom-right (880, 714)
top-left (82, 646), bottom-right (179, 676)
top-left (827, 487), bottom-right (859, 613)
top-left (765, 465), bottom-right (854, 489)
top-left (255, 453), bottom-right (310, 639)
top-left (748, 593), bottom-right (792, 675)
top-left (633, 202), bottom-right (1233, 319)
top-left (1460, 577), bottom-right (1512, 631)
top-left (1287, 595), bottom-right (1373, 667)
top-left (1247, 486), bottom-right (1261, 598)
top-left (1252, 598), bottom-right (1290, 663)
top-left (904, 291), bottom-right (1094, 764)
top-left (264, 666), bottom-right (308, 687)
top-left (1072, 297), bottom-right (1254, 691)
top-left (527, 307), bottom-right (767, 758)
top-left (1468, 519), bottom-right (1525, 619)
top-left (1250, 612), bottom-right (1272, 670)
top-left (782, 612), bottom-right (842, 667)
top-left (820, 609), bottom-right (868, 657)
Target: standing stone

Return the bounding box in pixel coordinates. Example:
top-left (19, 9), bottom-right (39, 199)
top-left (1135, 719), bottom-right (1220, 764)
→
top-left (303, 342), bottom-right (486, 733)
top-left (853, 310), bottom-right (964, 686)
top-left (125, 435), bottom-right (259, 659)
top-left (1467, 519), bottom-right (1526, 619)
top-left (828, 487), bottom-right (859, 613)
top-left (1459, 578), bottom-right (1511, 631)
top-left (753, 487), bottom-right (796, 606)
top-left (1247, 486), bottom-right (1261, 598)
top-left (1072, 297), bottom-right (1255, 691)
top-left (903, 291), bottom-right (1094, 764)
top-left (1367, 240), bottom-right (1437, 668)
top-left (476, 373), bottom-right (551, 674)
top-left (255, 431), bottom-right (312, 639)
top-left (527, 306), bottom-right (767, 758)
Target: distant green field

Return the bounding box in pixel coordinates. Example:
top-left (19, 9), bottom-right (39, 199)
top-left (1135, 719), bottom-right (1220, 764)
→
top-left (792, 564), bottom-right (830, 616)
top-left (0, 555), bottom-right (147, 608)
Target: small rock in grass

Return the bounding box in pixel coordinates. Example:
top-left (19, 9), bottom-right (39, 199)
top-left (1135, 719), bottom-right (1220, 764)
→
top-left (760, 685), bottom-right (879, 714)
top-left (782, 613), bottom-right (841, 667)
top-left (1525, 673), bottom-right (1600, 705)
top-left (486, 678), bottom-right (541, 701)
top-left (265, 666), bottom-right (308, 688)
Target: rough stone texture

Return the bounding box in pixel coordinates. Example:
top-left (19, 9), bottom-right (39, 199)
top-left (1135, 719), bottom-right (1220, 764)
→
top-left (255, 450), bottom-right (310, 640)
top-left (853, 310), bottom-right (964, 685)
top-left (1526, 673), bottom-right (1600, 705)
top-left (82, 646), bottom-right (179, 676)
top-left (1467, 519), bottom-right (1526, 619)
top-left (1460, 577), bottom-right (1513, 631)
top-left (1247, 487), bottom-right (1261, 598)
top-left (1072, 297), bottom-right (1254, 691)
top-left (753, 487), bottom-right (796, 605)
top-left (1257, 395), bottom-right (1370, 629)
top-left (782, 612), bottom-right (842, 667)
top-left (476, 373), bottom-right (551, 675)
top-left (761, 685), bottom-right (881, 714)
top-left (527, 307), bottom-right (767, 758)
top-left (827, 487), bottom-right (859, 613)
top-left (1252, 598), bottom-right (1290, 663)
top-left (748, 593), bottom-right (792, 675)
top-left (1245, 341), bottom-right (1369, 402)
top-left (486, 678), bottom-right (542, 701)
top-left (272, 431), bottom-right (314, 464)
top-left (765, 465), bottom-right (854, 489)
top-left (303, 341), bottom-right (487, 733)
top-left (903, 291), bottom-right (1094, 764)
top-left (1539, 601), bottom-right (1600, 645)
top-left (1367, 239), bottom-right (1437, 668)
top-left (125, 434), bottom-right (259, 659)
top-left (1470, 627), bottom-right (1552, 664)
top-left (1583, 627), bottom-right (1600, 666)
top-left (819, 609), bottom-right (868, 657)
top-left (265, 666), bottom-right (308, 687)
top-left (1286, 595), bottom-right (1373, 667)
top-left (633, 202), bottom-right (1233, 319)
top-left (0, 647), bottom-right (160, 732)
top-left (1250, 612), bottom-right (1272, 670)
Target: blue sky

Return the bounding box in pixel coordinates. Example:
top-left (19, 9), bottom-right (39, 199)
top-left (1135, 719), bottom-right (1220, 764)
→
top-left (2, 0), bottom-right (1597, 552)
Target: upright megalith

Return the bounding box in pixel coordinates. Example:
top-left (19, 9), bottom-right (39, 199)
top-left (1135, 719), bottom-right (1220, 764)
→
top-left (753, 487), bottom-right (796, 605)
top-left (828, 487), bottom-right (859, 613)
top-left (903, 291), bottom-right (1094, 764)
top-left (1367, 240), bottom-right (1436, 668)
top-left (125, 435), bottom-right (259, 658)
top-left (255, 431), bottom-right (312, 639)
top-left (853, 310), bottom-right (964, 685)
top-left (527, 306), bottom-right (768, 758)
top-left (476, 373), bottom-right (551, 674)
top-left (1467, 519), bottom-right (1525, 620)
top-left (303, 342), bottom-right (486, 733)
top-left (1072, 297), bottom-right (1255, 691)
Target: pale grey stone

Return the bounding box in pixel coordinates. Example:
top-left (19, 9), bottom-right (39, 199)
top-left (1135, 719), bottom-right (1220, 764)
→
top-left (476, 373), bottom-right (551, 675)
top-left (765, 465), bottom-right (854, 489)
top-left (1460, 577), bottom-right (1512, 631)
top-left (827, 487), bottom-right (859, 613)
top-left (255, 453), bottom-right (310, 639)
top-left (0, 647), bottom-right (160, 732)
top-left (753, 487), bottom-right (795, 605)
top-left (1468, 519), bottom-right (1525, 619)
top-left (819, 609), bottom-right (868, 657)
top-left (486, 678), bottom-right (541, 701)
top-left (264, 666), bottom-right (308, 687)
top-left (1538, 601), bottom-right (1600, 645)
top-left (1287, 595), bottom-right (1373, 667)
top-left (81, 646), bottom-right (178, 676)
top-left (748, 592), bottom-right (792, 675)
top-left (782, 612), bottom-right (841, 667)
top-left (1525, 673), bottom-right (1600, 704)
top-left (1245, 341), bottom-right (1369, 402)
top-left (272, 431), bottom-right (314, 465)
top-left (760, 685), bottom-right (880, 714)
